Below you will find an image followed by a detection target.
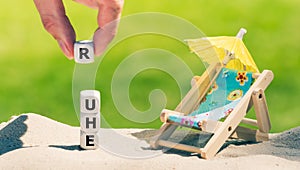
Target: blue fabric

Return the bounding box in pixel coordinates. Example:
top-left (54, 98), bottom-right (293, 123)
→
top-left (167, 68), bottom-right (253, 129)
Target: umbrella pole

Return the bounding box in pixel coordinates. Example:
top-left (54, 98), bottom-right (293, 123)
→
top-left (236, 28), bottom-right (247, 40)
top-left (222, 50), bottom-right (235, 66)
top-left (222, 28), bottom-right (248, 69)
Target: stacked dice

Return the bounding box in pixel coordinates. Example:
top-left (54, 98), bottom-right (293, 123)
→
top-left (80, 90), bottom-right (100, 149)
top-left (74, 40), bottom-right (100, 150)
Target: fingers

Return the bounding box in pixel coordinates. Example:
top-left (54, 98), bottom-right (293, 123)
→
top-left (34, 0), bottom-right (76, 59)
top-left (34, 0), bottom-right (123, 58)
top-left (93, 0), bottom-right (124, 56)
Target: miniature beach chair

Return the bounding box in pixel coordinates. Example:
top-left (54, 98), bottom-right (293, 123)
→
top-left (150, 28), bottom-right (274, 159)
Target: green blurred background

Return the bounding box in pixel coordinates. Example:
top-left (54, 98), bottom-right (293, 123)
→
top-left (0, 0), bottom-right (299, 132)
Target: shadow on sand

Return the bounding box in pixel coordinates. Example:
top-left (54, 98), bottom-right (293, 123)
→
top-left (49, 145), bottom-right (82, 151)
top-left (131, 129), bottom-right (257, 157)
top-left (0, 115), bottom-right (28, 155)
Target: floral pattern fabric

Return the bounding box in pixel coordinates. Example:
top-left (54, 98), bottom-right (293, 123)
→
top-left (167, 68), bottom-right (253, 129)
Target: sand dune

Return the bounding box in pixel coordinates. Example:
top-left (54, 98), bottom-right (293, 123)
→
top-left (0, 113), bottom-right (299, 169)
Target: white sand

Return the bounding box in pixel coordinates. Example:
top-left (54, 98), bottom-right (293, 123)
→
top-left (0, 113), bottom-right (299, 169)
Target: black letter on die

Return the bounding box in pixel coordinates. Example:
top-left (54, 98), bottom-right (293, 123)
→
top-left (86, 135), bottom-right (95, 146)
top-left (79, 48), bottom-right (90, 59)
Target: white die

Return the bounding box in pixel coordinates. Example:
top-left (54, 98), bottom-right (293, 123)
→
top-left (80, 130), bottom-right (98, 150)
top-left (74, 40), bottom-right (94, 64)
top-left (80, 113), bottom-right (100, 132)
top-left (80, 90), bottom-right (100, 113)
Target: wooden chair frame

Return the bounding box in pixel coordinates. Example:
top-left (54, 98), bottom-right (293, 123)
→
top-left (150, 62), bottom-right (274, 159)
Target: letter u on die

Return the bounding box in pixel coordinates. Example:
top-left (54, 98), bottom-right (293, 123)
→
top-left (80, 90), bottom-right (100, 113)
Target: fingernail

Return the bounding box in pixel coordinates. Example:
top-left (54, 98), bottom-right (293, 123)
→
top-left (58, 40), bottom-right (73, 59)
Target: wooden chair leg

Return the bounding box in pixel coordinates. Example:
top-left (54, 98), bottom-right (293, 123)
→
top-left (252, 89), bottom-right (271, 133)
top-left (201, 96), bottom-right (250, 159)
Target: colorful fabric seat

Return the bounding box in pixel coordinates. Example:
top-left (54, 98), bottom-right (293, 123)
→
top-left (167, 68), bottom-right (253, 129)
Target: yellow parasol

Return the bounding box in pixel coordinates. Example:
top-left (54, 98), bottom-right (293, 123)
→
top-left (186, 28), bottom-right (259, 73)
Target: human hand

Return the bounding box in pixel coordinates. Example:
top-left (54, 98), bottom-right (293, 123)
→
top-left (34, 0), bottom-right (124, 59)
